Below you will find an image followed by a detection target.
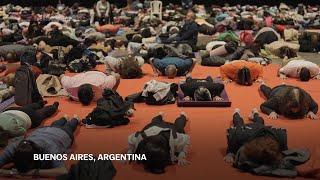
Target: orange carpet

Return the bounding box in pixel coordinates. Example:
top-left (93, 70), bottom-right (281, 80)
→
top-left (4, 63), bottom-right (320, 180)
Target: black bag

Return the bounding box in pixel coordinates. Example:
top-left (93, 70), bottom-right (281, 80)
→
top-left (13, 65), bottom-right (43, 106)
top-left (83, 89), bottom-right (132, 127)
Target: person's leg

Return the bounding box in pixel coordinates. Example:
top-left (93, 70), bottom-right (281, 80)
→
top-left (174, 113), bottom-right (187, 134)
top-left (62, 118), bottom-right (79, 135)
top-left (22, 101), bottom-right (46, 110)
top-left (31, 102), bottom-right (59, 128)
top-left (250, 108), bottom-right (265, 125)
top-left (51, 117), bottom-right (68, 127)
top-left (233, 108), bottom-right (244, 127)
top-left (260, 84), bottom-right (272, 99)
top-left (151, 113), bottom-right (165, 123)
top-left (150, 58), bottom-right (163, 76)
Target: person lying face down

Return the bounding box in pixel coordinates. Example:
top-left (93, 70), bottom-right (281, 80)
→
top-left (260, 83), bottom-right (318, 120)
top-left (127, 112), bottom-right (190, 174)
top-left (279, 59), bottom-right (320, 81)
top-left (0, 116), bottom-right (80, 178)
top-left (180, 76), bottom-right (225, 101)
top-left (60, 71), bottom-right (120, 105)
top-left (105, 55), bottom-right (144, 79)
top-left (220, 60), bottom-right (264, 85)
top-left (225, 108), bottom-right (310, 178)
top-left (150, 57), bottom-right (197, 79)
top-left (0, 100), bottom-right (59, 147)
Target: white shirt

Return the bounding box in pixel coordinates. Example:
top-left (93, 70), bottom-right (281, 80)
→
top-left (279, 60), bottom-right (320, 78)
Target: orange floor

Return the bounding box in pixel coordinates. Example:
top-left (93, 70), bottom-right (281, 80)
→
top-left (5, 63), bottom-right (320, 179)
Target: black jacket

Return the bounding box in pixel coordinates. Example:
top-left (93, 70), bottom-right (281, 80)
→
top-left (176, 21), bottom-right (199, 50)
top-left (180, 77), bottom-right (224, 98)
top-left (260, 85), bottom-right (318, 118)
top-left (227, 123), bottom-right (288, 154)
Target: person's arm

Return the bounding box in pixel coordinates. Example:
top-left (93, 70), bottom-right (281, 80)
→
top-left (176, 134), bottom-right (190, 166)
top-left (210, 83), bottom-right (225, 97)
top-left (96, 1), bottom-right (102, 17)
top-left (260, 98), bottom-right (279, 116)
top-left (308, 97), bottom-right (318, 115)
top-left (105, 2), bottom-right (110, 17)
top-left (149, 58), bottom-right (162, 76)
top-left (0, 141), bottom-right (20, 168)
top-left (127, 133), bottom-right (138, 154)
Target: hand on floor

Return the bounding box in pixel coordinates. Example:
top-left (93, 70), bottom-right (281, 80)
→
top-left (177, 158), bottom-right (190, 166)
top-left (255, 78), bottom-right (264, 84)
top-left (223, 79), bottom-right (232, 84)
top-left (214, 96), bottom-right (223, 101)
top-left (307, 112), bottom-right (318, 120)
top-left (279, 74), bottom-right (287, 80)
top-left (224, 153), bottom-right (235, 164)
top-left (268, 112), bottom-right (279, 120)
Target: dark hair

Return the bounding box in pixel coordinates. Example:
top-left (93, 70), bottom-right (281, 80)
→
top-left (141, 28), bottom-right (152, 38)
top-left (120, 58), bottom-right (143, 79)
top-left (194, 87), bottom-right (212, 101)
top-left (243, 136), bottom-right (283, 166)
top-left (135, 135), bottom-right (171, 174)
top-left (78, 84), bottom-right (94, 105)
top-left (280, 87), bottom-right (309, 119)
top-left (237, 67), bottom-right (253, 86)
top-left (299, 67), bottom-right (311, 82)
top-left (13, 140), bottom-right (41, 173)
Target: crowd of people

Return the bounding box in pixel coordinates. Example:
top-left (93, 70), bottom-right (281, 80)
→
top-left (0, 0), bottom-right (320, 179)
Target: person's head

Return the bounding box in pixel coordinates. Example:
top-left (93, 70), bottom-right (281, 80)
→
top-left (194, 87), bottom-right (212, 101)
top-left (236, 67), bottom-right (253, 86)
top-left (6, 52), bottom-right (16, 62)
top-left (13, 140), bottom-right (41, 173)
top-left (242, 136), bottom-right (283, 166)
top-left (165, 65), bottom-right (177, 79)
top-left (78, 84), bottom-right (94, 105)
top-left (136, 135), bottom-right (171, 174)
top-left (120, 58), bottom-right (143, 79)
top-left (185, 10), bottom-right (196, 23)
top-left (299, 67), bottom-right (311, 82)
top-left (281, 88), bottom-right (308, 118)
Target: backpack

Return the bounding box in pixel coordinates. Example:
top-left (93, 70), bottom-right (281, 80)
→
top-left (13, 65), bottom-right (43, 106)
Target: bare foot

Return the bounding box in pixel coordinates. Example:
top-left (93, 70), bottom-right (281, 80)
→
top-left (180, 111), bottom-right (189, 121)
top-left (249, 108), bottom-right (259, 120)
top-left (234, 108), bottom-right (240, 115)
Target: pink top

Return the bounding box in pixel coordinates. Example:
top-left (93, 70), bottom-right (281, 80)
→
top-left (61, 71), bottom-right (117, 101)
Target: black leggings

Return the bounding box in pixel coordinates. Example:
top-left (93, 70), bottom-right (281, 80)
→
top-left (233, 112), bottom-right (264, 127)
top-left (260, 84), bottom-right (272, 99)
top-left (6, 102), bottom-right (57, 128)
top-left (51, 118), bottom-right (79, 139)
top-left (150, 114), bottom-right (187, 134)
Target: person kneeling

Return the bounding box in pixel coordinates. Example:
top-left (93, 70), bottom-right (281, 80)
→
top-left (150, 57), bottom-right (197, 79)
top-left (127, 112), bottom-right (190, 174)
top-left (225, 108), bottom-right (310, 178)
top-left (60, 71), bottom-right (120, 105)
top-left (180, 76), bottom-right (224, 101)
top-left (220, 60), bottom-right (264, 85)
top-left (260, 83), bottom-right (318, 120)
